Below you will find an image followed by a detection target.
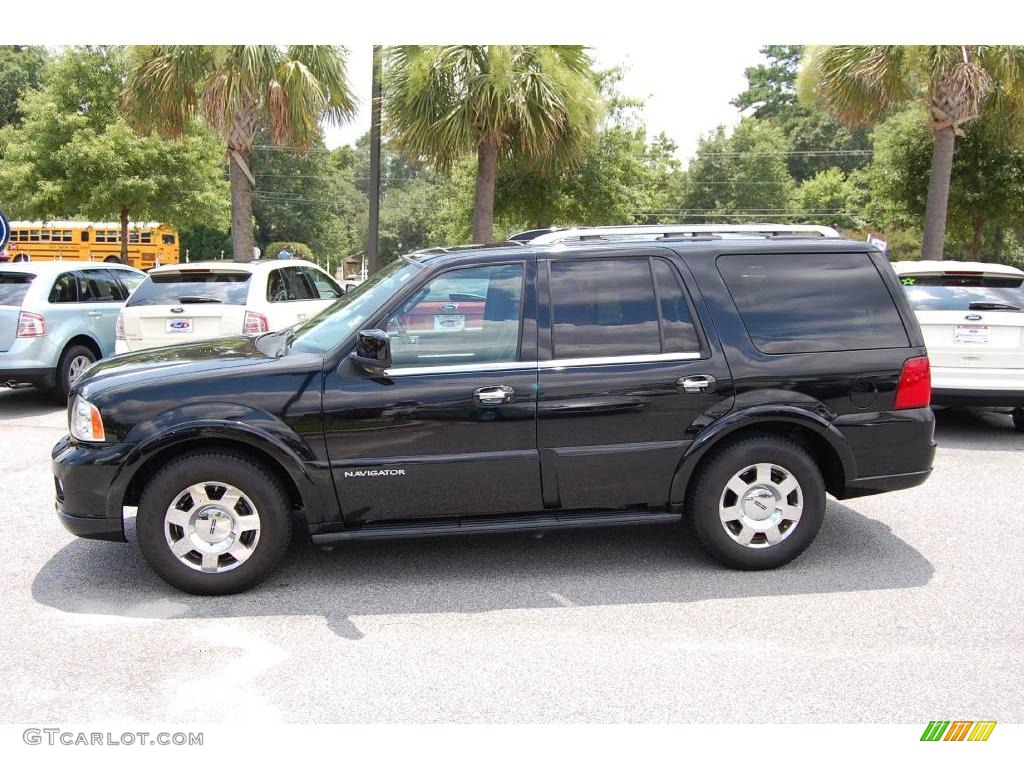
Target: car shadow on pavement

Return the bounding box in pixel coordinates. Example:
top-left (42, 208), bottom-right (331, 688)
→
top-left (0, 385), bottom-right (63, 418)
top-left (32, 499), bottom-right (933, 639)
top-left (932, 407), bottom-right (1021, 451)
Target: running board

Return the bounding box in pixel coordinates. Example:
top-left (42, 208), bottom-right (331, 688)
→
top-left (311, 510), bottom-right (682, 544)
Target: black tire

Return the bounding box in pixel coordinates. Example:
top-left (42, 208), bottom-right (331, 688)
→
top-left (137, 451), bottom-right (292, 595)
top-left (54, 344), bottom-right (96, 404)
top-left (1013, 407), bottom-right (1024, 433)
top-left (687, 434), bottom-right (826, 570)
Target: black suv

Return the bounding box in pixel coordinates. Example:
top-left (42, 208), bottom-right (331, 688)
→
top-left (53, 225), bottom-right (936, 594)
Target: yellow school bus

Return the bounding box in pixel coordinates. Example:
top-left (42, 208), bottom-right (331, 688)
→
top-left (3, 221), bottom-right (180, 270)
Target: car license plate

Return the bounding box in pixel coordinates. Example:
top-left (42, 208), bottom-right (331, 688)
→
top-left (166, 318), bottom-right (193, 333)
top-left (434, 314), bottom-right (465, 331)
top-left (954, 324), bottom-right (989, 344)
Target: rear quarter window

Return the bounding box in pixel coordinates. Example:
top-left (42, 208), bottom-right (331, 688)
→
top-left (126, 271), bottom-right (252, 307)
top-left (717, 252), bottom-right (909, 354)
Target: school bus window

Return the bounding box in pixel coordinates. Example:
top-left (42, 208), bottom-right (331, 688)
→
top-left (141, 232), bottom-right (152, 244)
top-left (162, 234), bottom-right (176, 245)
top-left (81, 231), bottom-right (89, 242)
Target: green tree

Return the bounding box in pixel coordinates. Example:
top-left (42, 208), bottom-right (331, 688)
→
top-left (0, 45), bottom-right (48, 128)
top-left (799, 45), bottom-right (1024, 259)
top-left (0, 47), bottom-right (228, 260)
top-left (867, 106), bottom-right (1024, 261)
top-left (733, 45), bottom-right (870, 182)
top-left (793, 167), bottom-right (865, 230)
top-left (678, 119), bottom-right (796, 221)
top-left (384, 45), bottom-right (601, 242)
top-left (124, 45), bottom-right (356, 262)
top-left (492, 68), bottom-right (680, 229)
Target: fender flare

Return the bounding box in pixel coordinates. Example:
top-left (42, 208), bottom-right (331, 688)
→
top-left (669, 405), bottom-right (857, 504)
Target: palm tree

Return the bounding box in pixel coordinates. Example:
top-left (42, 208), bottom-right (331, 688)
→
top-left (798, 45), bottom-right (1024, 260)
top-left (123, 46), bottom-right (356, 261)
top-left (385, 45), bottom-right (600, 243)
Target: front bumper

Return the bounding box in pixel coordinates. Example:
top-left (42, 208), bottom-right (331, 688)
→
top-left (52, 435), bottom-right (133, 542)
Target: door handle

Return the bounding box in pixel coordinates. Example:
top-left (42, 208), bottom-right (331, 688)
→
top-left (87, 311), bottom-right (102, 318)
top-left (473, 385), bottom-right (515, 406)
top-left (677, 375), bottom-right (716, 394)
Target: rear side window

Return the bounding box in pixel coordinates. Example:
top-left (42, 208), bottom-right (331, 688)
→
top-left (549, 258), bottom-right (662, 359)
top-left (77, 269), bottom-right (125, 302)
top-left (49, 272), bottom-right (79, 303)
top-left (0, 273), bottom-right (35, 306)
top-left (718, 252), bottom-right (909, 354)
top-left (126, 271), bottom-right (252, 307)
top-left (268, 267), bottom-right (318, 302)
top-left (652, 259), bottom-right (701, 353)
top-left (303, 267), bottom-right (342, 300)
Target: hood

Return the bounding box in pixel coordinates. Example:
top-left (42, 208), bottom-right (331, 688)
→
top-left (77, 333), bottom-right (296, 399)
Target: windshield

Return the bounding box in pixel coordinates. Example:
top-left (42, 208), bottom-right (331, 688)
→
top-left (290, 259), bottom-right (423, 354)
top-left (126, 271), bottom-right (252, 307)
top-left (0, 273), bottom-right (35, 306)
top-left (902, 274), bottom-right (1024, 312)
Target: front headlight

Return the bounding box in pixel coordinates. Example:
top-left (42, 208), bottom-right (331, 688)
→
top-left (70, 396), bottom-right (106, 442)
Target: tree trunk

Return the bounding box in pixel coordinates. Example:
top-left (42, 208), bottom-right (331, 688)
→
top-left (921, 126), bottom-right (956, 261)
top-left (970, 215), bottom-right (984, 261)
top-left (229, 148), bottom-right (255, 262)
top-left (119, 206), bottom-right (129, 263)
top-left (472, 135), bottom-right (499, 243)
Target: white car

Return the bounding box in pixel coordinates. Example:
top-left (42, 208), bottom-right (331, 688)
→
top-left (115, 259), bottom-right (343, 353)
top-left (894, 260), bottom-right (1024, 431)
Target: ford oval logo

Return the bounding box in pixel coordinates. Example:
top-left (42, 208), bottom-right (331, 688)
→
top-left (171, 307), bottom-right (184, 314)
top-left (965, 313), bottom-right (983, 321)
top-left (168, 320), bottom-right (190, 330)
top-left (440, 303), bottom-right (459, 312)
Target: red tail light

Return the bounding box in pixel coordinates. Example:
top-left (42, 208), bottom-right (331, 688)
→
top-left (115, 313), bottom-right (125, 340)
top-left (16, 311), bottom-right (47, 337)
top-left (243, 311), bottom-right (269, 335)
top-left (894, 356), bottom-right (931, 409)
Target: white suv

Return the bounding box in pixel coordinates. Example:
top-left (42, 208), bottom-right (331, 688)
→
top-left (115, 259), bottom-right (343, 353)
top-left (894, 260), bottom-right (1024, 431)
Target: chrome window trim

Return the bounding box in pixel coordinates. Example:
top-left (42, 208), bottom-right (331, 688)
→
top-left (540, 352), bottom-right (702, 369)
top-left (384, 360), bottom-right (538, 377)
top-left (382, 351), bottom-right (702, 376)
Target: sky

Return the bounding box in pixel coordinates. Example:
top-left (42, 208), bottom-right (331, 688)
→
top-left (321, 43), bottom-right (760, 164)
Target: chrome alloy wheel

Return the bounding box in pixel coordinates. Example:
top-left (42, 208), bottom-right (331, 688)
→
top-left (163, 482), bottom-right (261, 573)
top-left (719, 463), bottom-right (803, 549)
top-left (67, 354), bottom-right (92, 386)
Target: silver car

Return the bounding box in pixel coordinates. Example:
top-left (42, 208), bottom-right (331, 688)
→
top-left (0, 262), bottom-right (145, 402)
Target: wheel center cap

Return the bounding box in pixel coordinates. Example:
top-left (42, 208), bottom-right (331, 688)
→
top-left (193, 506), bottom-right (234, 545)
top-left (741, 487), bottom-right (776, 521)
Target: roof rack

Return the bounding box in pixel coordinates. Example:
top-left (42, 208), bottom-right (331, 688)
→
top-left (526, 223), bottom-right (841, 245)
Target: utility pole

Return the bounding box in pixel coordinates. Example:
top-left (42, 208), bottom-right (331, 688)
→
top-left (367, 45), bottom-right (383, 276)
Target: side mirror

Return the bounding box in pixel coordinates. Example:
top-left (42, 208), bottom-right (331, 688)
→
top-left (350, 329), bottom-right (391, 373)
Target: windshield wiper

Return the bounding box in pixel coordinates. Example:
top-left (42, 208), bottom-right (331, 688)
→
top-left (177, 296), bottom-right (222, 304)
top-left (969, 301), bottom-right (1021, 311)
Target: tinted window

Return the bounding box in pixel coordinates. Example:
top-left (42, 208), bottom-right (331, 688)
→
top-left (718, 253), bottom-right (909, 354)
top-left (0, 273), bottom-right (35, 306)
top-left (653, 259), bottom-right (701, 353)
top-left (549, 258), bottom-right (660, 359)
top-left (77, 269), bottom-right (124, 302)
top-left (267, 267), bottom-right (317, 302)
top-left (126, 271), bottom-right (252, 307)
top-left (304, 267), bottom-right (342, 299)
top-left (387, 263), bottom-right (524, 368)
top-left (901, 274), bottom-right (1023, 311)
top-left (49, 272), bottom-right (79, 304)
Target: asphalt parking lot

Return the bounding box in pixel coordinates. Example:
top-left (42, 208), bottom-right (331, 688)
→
top-left (0, 384), bottom-right (1021, 723)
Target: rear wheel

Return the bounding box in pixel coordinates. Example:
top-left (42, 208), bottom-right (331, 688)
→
top-left (1013, 406), bottom-right (1024, 433)
top-left (54, 344), bottom-right (96, 404)
top-left (687, 434), bottom-right (826, 570)
top-left (136, 451), bottom-right (292, 595)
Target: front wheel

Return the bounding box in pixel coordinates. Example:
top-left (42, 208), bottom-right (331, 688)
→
top-left (1013, 406), bottom-right (1024, 433)
top-left (137, 451), bottom-right (293, 594)
top-left (687, 434), bottom-right (826, 570)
